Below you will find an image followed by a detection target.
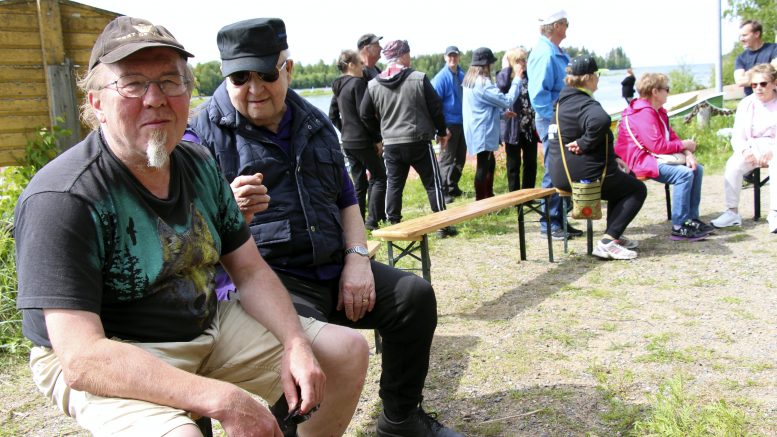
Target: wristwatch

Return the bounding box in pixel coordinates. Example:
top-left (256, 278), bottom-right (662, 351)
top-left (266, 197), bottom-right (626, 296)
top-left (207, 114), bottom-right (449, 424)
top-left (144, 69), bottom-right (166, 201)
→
top-left (344, 245), bottom-right (369, 257)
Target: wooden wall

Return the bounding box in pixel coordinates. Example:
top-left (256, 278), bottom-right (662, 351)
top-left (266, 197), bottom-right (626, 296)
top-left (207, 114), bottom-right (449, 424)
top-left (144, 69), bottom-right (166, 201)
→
top-left (0, 0), bottom-right (118, 166)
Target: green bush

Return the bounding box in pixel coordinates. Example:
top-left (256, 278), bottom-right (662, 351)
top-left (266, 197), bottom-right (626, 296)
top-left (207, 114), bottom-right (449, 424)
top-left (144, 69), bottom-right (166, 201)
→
top-left (670, 113), bottom-right (736, 172)
top-left (668, 64), bottom-right (706, 94)
top-left (0, 122), bottom-right (67, 355)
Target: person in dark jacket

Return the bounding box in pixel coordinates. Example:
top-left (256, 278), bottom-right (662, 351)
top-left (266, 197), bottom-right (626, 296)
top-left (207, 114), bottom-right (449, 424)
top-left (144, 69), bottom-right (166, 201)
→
top-left (621, 68), bottom-right (636, 104)
top-left (329, 49), bottom-right (387, 229)
top-left (548, 55), bottom-right (647, 260)
top-left (360, 39), bottom-right (457, 237)
top-left (497, 47), bottom-right (539, 192)
top-left (188, 19), bottom-right (463, 437)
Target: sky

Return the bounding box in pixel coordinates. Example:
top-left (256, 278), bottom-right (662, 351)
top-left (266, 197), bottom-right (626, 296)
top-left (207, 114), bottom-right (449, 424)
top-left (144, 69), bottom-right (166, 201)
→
top-left (78, 0), bottom-right (742, 68)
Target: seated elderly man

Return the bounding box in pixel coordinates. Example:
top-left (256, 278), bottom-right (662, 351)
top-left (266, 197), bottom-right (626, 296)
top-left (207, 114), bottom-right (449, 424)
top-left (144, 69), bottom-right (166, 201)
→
top-left (14, 16), bottom-right (367, 437)
top-left (188, 18), bottom-right (462, 437)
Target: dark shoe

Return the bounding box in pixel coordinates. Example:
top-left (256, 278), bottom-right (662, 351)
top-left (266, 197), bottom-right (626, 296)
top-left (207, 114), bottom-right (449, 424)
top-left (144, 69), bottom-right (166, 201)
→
top-left (565, 224), bottom-right (584, 237)
top-left (436, 226), bottom-right (458, 238)
top-left (688, 219), bottom-right (714, 235)
top-left (670, 223), bottom-right (707, 241)
top-left (377, 405), bottom-right (463, 437)
top-left (365, 221), bottom-right (379, 231)
top-left (444, 194), bottom-right (455, 204)
top-left (541, 228), bottom-right (573, 241)
top-left (449, 187), bottom-right (463, 197)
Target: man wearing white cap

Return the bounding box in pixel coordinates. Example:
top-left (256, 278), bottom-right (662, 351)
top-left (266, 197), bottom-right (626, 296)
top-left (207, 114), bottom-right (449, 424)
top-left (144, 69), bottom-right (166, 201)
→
top-left (528, 8), bottom-right (584, 241)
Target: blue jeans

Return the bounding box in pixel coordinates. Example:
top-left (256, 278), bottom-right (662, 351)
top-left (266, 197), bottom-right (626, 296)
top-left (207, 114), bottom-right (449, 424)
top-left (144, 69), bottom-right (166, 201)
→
top-left (535, 116), bottom-right (563, 232)
top-left (654, 163), bottom-right (704, 226)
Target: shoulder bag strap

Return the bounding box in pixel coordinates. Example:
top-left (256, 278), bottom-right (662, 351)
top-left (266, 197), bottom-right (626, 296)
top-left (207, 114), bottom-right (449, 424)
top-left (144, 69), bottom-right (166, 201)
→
top-left (556, 102), bottom-right (608, 185)
top-left (624, 115), bottom-right (658, 158)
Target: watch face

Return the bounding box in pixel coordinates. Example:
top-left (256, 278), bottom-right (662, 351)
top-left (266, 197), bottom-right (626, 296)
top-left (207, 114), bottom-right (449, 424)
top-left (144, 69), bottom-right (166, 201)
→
top-left (347, 246), bottom-right (369, 256)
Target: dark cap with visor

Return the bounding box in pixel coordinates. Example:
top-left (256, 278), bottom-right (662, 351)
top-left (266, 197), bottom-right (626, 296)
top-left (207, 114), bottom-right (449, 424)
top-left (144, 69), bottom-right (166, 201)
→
top-left (218, 18), bottom-right (288, 77)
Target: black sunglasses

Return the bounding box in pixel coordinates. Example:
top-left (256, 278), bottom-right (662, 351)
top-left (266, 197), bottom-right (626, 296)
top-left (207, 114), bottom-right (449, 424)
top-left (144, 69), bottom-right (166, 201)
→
top-left (229, 60), bottom-right (287, 86)
top-left (751, 81), bottom-right (771, 89)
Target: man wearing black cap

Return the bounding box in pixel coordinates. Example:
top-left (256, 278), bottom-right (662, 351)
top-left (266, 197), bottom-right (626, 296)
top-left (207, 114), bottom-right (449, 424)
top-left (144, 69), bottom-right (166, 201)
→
top-left (188, 19), bottom-right (462, 437)
top-left (357, 33), bottom-right (383, 81)
top-left (14, 15), bottom-right (368, 437)
top-left (431, 46), bottom-right (467, 202)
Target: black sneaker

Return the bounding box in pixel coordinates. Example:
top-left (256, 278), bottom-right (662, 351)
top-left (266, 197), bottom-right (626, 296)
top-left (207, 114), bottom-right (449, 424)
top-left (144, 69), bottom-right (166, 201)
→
top-left (566, 224), bottom-right (584, 237)
top-left (688, 219), bottom-right (714, 235)
top-left (444, 194), bottom-right (455, 204)
top-left (436, 226), bottom-right (458, 238)
top-left (449, 187), bottom-right (463, 197)
top-left (541, 228), bottom-right (574, 241)
top-left (670, 224), bottom-right (707, 241)
top-left (365, 221), bottom-right (379, 231)
top-left (377, 406), bottom-right (463, 437)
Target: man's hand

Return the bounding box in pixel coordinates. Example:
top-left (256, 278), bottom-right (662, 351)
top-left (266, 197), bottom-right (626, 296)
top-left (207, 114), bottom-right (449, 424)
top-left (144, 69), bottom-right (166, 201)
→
top-left (337, 254), bottom-right (375, 322)
top-left (231, 173), bottom-right (270, 223)
top-left (566, 140), bottom-right (582, 155)
top-left (217, 387), bottom-right (284, 437)
top-left (504, 110), bottom-right (518, 119)
top-left (375, 141), bottom-right (384, 157)
top-left (436, 129), bottom-right (451, 149)
top-left (681, 139), bottom-right (697, 152)
top-left (279, 337), bottom-right (326, 416)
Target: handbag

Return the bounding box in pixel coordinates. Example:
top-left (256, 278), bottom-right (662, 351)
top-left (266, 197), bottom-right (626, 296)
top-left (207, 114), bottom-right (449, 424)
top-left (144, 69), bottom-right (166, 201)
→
top-left (556, 104), bottom-right (605, 220)
top-left (623, 115), bottom-right (686, 165)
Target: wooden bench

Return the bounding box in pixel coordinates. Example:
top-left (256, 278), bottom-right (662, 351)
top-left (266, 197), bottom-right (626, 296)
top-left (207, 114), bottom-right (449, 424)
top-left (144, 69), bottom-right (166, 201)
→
top-left (371, 187), bottom-right (557, 282)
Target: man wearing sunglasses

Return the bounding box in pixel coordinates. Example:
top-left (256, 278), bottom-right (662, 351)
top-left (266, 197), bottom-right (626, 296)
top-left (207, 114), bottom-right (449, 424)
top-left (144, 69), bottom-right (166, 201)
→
top-left (15, 16), bottom-right (368, 437)
top-left (188, 18), bottom-right (462, 437)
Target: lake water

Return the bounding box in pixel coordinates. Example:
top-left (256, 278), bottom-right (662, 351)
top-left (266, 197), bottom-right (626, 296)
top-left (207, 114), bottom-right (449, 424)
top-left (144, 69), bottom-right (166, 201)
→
top-left (299, 63), bottom-right (713, 119)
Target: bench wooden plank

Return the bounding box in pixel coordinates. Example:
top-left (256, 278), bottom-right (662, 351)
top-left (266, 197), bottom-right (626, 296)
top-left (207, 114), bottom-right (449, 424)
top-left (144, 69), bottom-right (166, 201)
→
top-left (367, 240), bottom-right (380, 258)
top-left (372, 188), bottom-right (555, 241)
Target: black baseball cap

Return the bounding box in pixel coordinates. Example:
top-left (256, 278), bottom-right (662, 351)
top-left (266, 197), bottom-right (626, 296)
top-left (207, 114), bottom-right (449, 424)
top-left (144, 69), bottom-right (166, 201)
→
top-left (569, 55), bottom-right (598, 76)
top-left (218, 18), bottom-right (288, 77)
top-left (357, 33), bottom-right (382, 50)
top-left (470, 47), bottom-right (497, 66)
top-left (88, 16), bottom-right (193, 71)
top-left (445, 46), bottom-right (460, 56)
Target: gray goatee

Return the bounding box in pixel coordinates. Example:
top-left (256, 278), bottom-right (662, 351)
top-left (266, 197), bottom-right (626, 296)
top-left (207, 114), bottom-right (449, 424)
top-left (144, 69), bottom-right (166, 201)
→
top-left (146, 129), bottom-right (170, 169)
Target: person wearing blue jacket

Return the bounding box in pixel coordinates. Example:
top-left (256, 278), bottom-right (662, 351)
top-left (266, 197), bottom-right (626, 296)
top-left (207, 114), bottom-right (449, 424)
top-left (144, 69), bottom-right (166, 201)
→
top-left (431, 46), bottom-right (466, 203)
top-left (462, 47), bottom-right (522, 200)
top-left (528, 8), bottom-right (584, 240)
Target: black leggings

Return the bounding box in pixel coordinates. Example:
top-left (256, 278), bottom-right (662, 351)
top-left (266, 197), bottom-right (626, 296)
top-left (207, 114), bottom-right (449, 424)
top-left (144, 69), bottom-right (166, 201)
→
top-left (475, 151), bottom-right (495, 184)
top-left (601, 170), bottom-right (647, 239)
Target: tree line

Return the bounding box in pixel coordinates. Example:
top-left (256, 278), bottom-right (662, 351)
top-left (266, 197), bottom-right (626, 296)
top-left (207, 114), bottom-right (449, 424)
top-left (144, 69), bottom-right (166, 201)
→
top-left (190, 46), bottom-right (633, 96)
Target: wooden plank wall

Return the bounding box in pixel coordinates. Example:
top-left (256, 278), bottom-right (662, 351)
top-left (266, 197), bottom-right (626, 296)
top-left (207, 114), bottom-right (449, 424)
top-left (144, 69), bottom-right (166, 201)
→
top-left (0, 1), bottom-right (47, 166)
top-left (0, 0), bottom-right (118, 166)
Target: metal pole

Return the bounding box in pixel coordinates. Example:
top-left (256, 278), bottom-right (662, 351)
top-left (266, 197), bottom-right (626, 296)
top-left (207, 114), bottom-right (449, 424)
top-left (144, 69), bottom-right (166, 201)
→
top-left (715, 0), bottom-right (723, 91)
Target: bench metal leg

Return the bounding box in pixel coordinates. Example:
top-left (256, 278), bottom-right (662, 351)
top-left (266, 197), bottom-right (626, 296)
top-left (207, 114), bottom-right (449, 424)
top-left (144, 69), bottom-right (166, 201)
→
top-left (545, 195), bottom-right (554, 262)
top-left (518, 203), bottom-right (527, 260)
top-left (374, 330), bottom-right (382, 354)
top-left (754, 167), bottom-right (761, 221)
top-left (664, 183), bottom-right (672, 221)
top-left (420, 235), bottom-right (431, 283)
top-left (195, 417), bottom-right (213, 437)
top-left (586, 219), bottom-right (594, 255)
top-left (561, 197), bottom-right (569, 254)
top-left (383, 239), bottom-right (431, 282)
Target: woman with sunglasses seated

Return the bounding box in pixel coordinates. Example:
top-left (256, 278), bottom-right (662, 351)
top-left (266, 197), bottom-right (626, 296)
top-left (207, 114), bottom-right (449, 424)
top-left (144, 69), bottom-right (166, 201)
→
top-left (710, 63), bottom-right (777, 233)
top-left (615, 72), bottom-right (713, 241)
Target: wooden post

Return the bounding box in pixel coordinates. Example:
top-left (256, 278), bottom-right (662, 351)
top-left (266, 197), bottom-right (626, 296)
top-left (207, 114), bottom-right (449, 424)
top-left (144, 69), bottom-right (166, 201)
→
top-left (36, 0), bottom-right (80, 149)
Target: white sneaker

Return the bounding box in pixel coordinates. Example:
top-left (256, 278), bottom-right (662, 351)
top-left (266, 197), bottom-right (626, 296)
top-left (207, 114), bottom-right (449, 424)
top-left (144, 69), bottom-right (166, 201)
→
top-left (710, 210), bottom-right (742, 228)
top-left (768, 211), bottom-right (777, 234)
top-left (592, 240), bottom-right (637, 260)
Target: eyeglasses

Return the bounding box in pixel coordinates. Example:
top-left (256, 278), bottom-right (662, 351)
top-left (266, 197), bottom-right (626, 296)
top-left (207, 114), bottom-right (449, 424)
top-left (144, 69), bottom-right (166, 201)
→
top-left (751, 81), bottom-right (771, 89)
top-left (660, 87), bottom-right (671, 93)
top-left (101, 74), bottom-right (189, 98)
top-left (229, 60), bottom-right (288, 86)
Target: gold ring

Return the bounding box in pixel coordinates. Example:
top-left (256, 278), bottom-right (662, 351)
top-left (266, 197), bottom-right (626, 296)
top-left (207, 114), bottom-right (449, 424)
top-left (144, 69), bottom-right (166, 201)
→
top-left (362, 298), bottom-right (369, 303)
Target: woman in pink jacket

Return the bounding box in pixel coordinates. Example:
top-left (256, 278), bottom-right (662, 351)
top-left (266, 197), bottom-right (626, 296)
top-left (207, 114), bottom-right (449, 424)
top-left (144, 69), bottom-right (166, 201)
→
top-left (615, 73), bottom-right (713, 241)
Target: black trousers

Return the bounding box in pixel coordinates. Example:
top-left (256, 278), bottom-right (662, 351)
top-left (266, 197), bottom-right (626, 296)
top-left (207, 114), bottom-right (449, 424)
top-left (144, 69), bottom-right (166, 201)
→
top-left (344, 146), bottom-right (387, 227)
top-left (505, 135), bottom-right (537, 191)
top-left (276, 261), bottom-right (437, 417)
top-left (437, 124), bottom-right (467, 195)
top-left (601, 170), bottom-right (647, 239)
top-left (383, 141), bottom-right (446, 223)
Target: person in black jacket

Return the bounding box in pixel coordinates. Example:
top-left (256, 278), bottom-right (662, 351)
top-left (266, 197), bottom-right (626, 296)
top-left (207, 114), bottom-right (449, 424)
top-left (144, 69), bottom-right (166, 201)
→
top-left (548, 55), bottom-right (647, 260)
top-left (329, 49), bottom-right (387, 229)
top-left (621, 68), bottom-right (636, 104)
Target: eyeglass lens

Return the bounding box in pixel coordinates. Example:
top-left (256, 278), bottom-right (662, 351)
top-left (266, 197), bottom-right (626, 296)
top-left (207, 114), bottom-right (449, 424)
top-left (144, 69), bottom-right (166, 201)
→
top-left (751, 81), bottom-right (770, 89)
top-left (108, 75), bottom-right (188, 98)
top-left (229, 61), bottom-right (287, 86)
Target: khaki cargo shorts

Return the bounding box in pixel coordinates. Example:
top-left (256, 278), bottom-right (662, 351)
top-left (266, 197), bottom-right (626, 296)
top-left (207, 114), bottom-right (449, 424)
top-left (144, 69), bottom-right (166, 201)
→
top-left (30, 300), bottom-right (325, 436)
